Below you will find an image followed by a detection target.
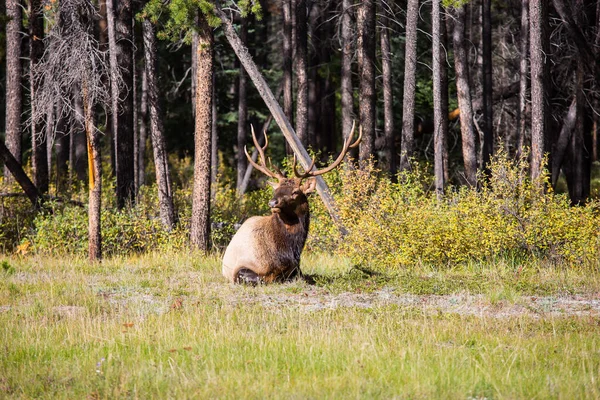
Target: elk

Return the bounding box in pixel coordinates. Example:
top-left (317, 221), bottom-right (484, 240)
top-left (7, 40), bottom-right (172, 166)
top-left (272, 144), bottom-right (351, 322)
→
top-left (222, 123), bottom-right (361, 284)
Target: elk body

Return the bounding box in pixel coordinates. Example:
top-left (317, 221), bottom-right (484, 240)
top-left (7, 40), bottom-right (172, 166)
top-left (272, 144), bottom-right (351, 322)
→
top-left (222, 124), bottom-right (361, 284)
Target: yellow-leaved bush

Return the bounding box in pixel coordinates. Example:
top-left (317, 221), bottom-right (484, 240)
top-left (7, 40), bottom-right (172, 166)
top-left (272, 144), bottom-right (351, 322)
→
top-left (307, 152), bottom-right (600, 269)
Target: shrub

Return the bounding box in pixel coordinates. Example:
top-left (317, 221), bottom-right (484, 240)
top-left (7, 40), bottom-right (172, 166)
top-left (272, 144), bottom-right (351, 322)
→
top-left (327, 152), bottom-right (600, 269)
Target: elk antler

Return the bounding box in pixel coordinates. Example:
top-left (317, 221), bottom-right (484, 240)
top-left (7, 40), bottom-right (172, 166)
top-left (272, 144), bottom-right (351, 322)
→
top-left (293, 120), bottom-right (362, 179)
top-left (245, 125), bottom-right (286, 180)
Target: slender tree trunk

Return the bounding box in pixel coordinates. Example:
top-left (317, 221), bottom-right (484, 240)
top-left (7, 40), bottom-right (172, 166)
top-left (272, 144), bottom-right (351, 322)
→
top-left (380, 5), bottom-right (395, 176)
top-left (107, 0), bottom-right (135, 208)
top-left (282, 0), bottom-right (294, 126)
top-left (453, 4), bottom-right (478, 187)
top-left (82, 80), bottom-right (102, 261)
top-left (356, 0), bottom-right (376, 162)
top-left (211, 73), bottom-right (218, 190)
top-left (517, 0), bottom-right (529, 158)
top-left (142, 18), bottom-right (176, 230)
top-left (529, 0), bottom-right (548, 183)
top-left (29, 0), bottom-right (48, 193)
top-left (73, 90), bottom-right (89, 182)
top-left (295, 0), bottom-right (309, 146)
top-left (55, 106), bottom-right (70, 194)
top-left (236, 17), bottom-right (248, 193)
top-left (340, 0), bottom-right (355, 158)
top-left (401, 0), bottom-right (419, 171)
top-left (190, 16), bottom-right (213, 251)
top-left (98, 0), bottom-right (115, 177)
top-left (441, 12), bottom-right (450, 183)
top-left (481, 0), bottom-right (493, 173)
top-left (433, 0), bottom-right (447, 196)
top-left (215, 5), bottom-right (348, 235)
top-left (0, 140), bottom-right (40, 206)
top-left (138, 67), bottom-right (148, 188)
top-left (4, 0), bottom-right (22, 180)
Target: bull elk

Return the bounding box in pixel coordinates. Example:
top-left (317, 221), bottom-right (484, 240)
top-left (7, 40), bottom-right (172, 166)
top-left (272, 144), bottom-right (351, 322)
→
top-left (222, 123), bottom-right (361, 284)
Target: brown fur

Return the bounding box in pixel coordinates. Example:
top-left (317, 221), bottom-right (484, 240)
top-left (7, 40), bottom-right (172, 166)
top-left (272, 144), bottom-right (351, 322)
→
top-left (222, 178), bottom-right (316, 284)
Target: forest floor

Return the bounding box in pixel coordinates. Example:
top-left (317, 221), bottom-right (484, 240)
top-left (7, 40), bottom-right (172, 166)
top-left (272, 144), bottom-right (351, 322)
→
top-left (1, 252), bottom-right (599, 399)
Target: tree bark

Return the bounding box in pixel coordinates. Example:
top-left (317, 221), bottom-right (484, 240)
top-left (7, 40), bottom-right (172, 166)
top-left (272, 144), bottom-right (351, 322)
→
top-left (517, 0), bottom-right (529, 158)
top-left (433, 0), bottom-right (447, 196)
top-left (282, 0), bottom-right (294, 126)
top-left (453, 4), bottom-right (478, 187)
top-left (190, 15), bottom-right (213, 251)
top-left (72, 90), bottom-right (89, 182)
top-left (529, 0), bottom-right (548, 183)
top-left (380, 5), bottom-right (395, 176)
top-left (236, 17), bottom-right (248, 193)
top-left (401, 0), bottom-right (419, 171)
top-left (0, 140), bottom-right (41, 206)
top-left (142, 18), bottom-right (176, 230)
top-left (215, 4), bottom-right (348, 235)
top-left (356, 0), bottom-right (376, 163)
top-left (106, 0), bottom-right (135, 208)
top-left (138, 67), bottom-right (148, 188)
top-left (340, 0), bottom-right (355, 160)
top-left (82, 80), bottom-right (102, 261)
top-left (481, 0), bottom-right (493, 173)
top-left (54, 105), bottom-right (70, 194)
top-left (29, 0), bottom-right (48, 193)
top-left (295, 0), bottom-right (309, 146)
top-left (4, 0), bottom-right (22, 180)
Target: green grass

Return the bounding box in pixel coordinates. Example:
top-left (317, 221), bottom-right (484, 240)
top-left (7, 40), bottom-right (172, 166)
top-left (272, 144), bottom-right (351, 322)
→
top-left (1, 252), bottom-right (599, 399)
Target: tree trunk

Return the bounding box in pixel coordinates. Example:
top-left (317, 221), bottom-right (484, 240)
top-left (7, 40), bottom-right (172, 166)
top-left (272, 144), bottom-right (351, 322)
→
top-left (106, 0), bottom-right (135, 208)
top-left (190, 15), bottom-right (213, 251)
top-left (356, 0), bottom-right (376, 163)
top-left (142, 18), bottom-right (176, 230)
top-left (282, 0), bottom-right (294, 127)
top-left (453, 4), bottom-right (478, 187)
top-left (517, 0), bottom-right (529, 158)
top-left (433, 0), bottom-right (447, 196)
top-left (0, 140), bottom-right (41, 206)
top-left (215, 4), bottom-right (348, 235)
top-left (30, 0), bottom-right (48, 193)
top-left (138, 67), bottom-right (148, 188)
top-left (401, 0), bottom-right (419, 171)
top-left (340, 0), bottom-right (355, 159)
top-left (82, 80), bottom-right (102, 261)
top-left (236, 17), bottom-right (248, 193)
top-left (55, 106), bottom-right (70, 194)
top-left (529, 0), bottom-right (548, 183)
top-left (380, 6), bottom-right (395, 176)
top-left (98, 0), bottom-right (115, 178)
top-left (481, 0), bottom-right (493, 173)
top-left (73, 91), bottom-right (89, 182)
top-left (4, 0), bottom-right (22, 180)
top-left (211, 72), bottom-right (218, 190)
top-left (295, 0), bottom-right (309, 146)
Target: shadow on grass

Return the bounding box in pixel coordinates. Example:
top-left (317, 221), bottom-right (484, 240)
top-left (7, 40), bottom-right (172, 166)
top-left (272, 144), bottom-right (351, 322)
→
top-left (301, 265), bottom-right (394, 292)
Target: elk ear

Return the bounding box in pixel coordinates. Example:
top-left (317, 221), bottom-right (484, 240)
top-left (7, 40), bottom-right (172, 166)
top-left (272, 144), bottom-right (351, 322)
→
top-left (267, 180), bottom-right (279, 189)
top-left (301, 177), bottom-right (317, 194)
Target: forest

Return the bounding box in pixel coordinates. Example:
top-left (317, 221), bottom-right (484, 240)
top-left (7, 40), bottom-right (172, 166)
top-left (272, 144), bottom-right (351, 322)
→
top-left (0, 0), bottom-right (599, 261)
top-left (1, 1), bottom-right (600, 398)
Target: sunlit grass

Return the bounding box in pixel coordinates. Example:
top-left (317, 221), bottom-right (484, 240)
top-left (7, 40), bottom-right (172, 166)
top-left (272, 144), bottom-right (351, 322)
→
top-left (1, 252), bottom-right (599, 399)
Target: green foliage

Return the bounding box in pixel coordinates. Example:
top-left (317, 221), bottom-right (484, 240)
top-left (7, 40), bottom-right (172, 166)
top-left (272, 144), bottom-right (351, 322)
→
top-left (307, 151), bottom-right (600, 270)
top-left (0, 183), bottom-right (37, 253)
top-left (140, 0), bottom-right (262, 43)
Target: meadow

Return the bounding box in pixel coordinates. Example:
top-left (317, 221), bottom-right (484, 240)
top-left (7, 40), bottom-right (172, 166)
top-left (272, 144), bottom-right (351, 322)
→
top-left (1, 252), bottom-right (599, 399)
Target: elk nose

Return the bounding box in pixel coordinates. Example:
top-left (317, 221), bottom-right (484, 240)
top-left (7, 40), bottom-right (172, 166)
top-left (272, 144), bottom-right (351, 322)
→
top-left (268, 199), bottom-right (278, 208)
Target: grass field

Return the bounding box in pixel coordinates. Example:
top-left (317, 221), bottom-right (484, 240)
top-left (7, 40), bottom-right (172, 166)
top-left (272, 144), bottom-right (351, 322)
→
top-left (1, 252), bottom-right (599, 399)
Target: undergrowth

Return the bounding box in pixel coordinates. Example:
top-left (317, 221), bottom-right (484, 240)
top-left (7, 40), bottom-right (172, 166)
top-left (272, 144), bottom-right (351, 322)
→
top-left (1, 151), bottom-right (599, 270)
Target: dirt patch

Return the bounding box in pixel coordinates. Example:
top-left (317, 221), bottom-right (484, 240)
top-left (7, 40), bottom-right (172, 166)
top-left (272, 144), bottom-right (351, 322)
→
top-left (226, 287), bottom-right (600, 318)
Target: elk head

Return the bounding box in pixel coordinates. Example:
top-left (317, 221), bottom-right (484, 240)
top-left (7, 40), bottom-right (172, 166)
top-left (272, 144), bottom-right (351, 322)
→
top-left (221, 122), bottom-right (361, 284)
